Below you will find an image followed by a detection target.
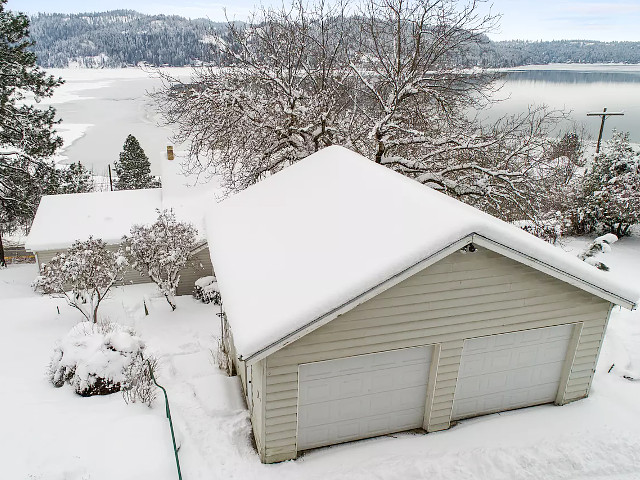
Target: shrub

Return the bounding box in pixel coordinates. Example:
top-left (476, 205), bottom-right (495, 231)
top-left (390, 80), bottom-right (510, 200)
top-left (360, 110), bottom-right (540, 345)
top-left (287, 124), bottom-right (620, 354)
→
top-left (49, 321), bottom-right (156, 400)
top-left (123, 209), bottom-right (197, 310)
top-left (122, 354), bottom-right (158, 407)
top-left (33, 237), bottom-right (127, 323)
top-left (193, 276), bottom-right (221, 304)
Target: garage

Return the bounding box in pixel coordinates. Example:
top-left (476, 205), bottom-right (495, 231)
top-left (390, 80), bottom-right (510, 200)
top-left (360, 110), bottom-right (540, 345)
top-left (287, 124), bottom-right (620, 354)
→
top-left (452, 324), bottom-right (575, 420)
top-left (207, 146), bottom-right (637, 462)
top-left (297, 346), bottom-right (433, 450)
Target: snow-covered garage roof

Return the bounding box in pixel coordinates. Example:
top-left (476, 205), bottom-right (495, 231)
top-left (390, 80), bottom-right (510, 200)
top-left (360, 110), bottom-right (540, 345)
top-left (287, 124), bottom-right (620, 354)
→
top-left (207, 146), bottom-right (639, 362)
top-left (25, 189), bottom-right (163, 252)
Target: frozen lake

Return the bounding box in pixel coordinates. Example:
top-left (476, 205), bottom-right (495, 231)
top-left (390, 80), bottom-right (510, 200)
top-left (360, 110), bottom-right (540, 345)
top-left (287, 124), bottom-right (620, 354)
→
top-left (45, 64), bottom-right (640, 178)
top-left (45, 68), bottom-right (192, 177)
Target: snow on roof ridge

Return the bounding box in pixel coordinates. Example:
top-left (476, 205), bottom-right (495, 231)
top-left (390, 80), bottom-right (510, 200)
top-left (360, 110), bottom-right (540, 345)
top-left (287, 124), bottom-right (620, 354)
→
top-left (206, 145), bottom-right (639, 359)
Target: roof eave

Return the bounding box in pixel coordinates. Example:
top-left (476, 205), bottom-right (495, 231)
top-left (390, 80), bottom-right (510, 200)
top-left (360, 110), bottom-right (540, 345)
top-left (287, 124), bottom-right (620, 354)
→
top-left (244, 235), bottom-right (475, 365)
top-left (472, 234), bottom-right (637, 311)
top-left (244, 232), bottom-right (636, 365)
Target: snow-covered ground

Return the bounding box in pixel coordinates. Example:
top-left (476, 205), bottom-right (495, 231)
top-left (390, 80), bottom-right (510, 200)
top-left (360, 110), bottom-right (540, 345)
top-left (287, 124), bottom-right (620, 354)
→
top-left (2, 236), bottom-right (640, 480)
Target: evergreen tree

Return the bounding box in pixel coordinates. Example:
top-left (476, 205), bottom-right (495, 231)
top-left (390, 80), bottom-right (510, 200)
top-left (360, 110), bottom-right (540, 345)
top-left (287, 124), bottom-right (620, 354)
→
top-left (579, 131), bottom-right (640, 237)
top-left (0, 0), bottom-right (63, 267)
top-left (59, 162), bottom-right (93, 194)
top-left (113, 134), bottom-right (161, 190)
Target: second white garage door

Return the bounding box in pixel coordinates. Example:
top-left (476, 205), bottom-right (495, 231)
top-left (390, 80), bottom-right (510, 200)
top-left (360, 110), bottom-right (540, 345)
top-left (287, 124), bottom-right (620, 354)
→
top-left (452, 324), bottom-right (575, 420)
top-left (297, 345), bottom-right (433, 450)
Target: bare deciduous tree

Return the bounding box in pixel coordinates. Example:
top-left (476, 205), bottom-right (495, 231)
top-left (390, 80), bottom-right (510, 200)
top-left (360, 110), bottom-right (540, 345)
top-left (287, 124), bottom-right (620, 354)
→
top-left (154, 0), bottom-right (568, 221)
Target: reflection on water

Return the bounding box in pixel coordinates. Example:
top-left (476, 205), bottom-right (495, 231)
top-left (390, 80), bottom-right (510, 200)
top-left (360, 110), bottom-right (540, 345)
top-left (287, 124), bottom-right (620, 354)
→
top-left (484, 67), bottom-right (640, 143)
top-left (504, 70), bottom-right (640, 85)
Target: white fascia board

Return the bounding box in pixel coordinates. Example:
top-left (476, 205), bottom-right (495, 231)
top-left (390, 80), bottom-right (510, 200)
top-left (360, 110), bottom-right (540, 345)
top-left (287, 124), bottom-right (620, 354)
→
top-left (472, 234), bottom-right (637, 311)
top-left (244, 235), bottom-right (474, 365)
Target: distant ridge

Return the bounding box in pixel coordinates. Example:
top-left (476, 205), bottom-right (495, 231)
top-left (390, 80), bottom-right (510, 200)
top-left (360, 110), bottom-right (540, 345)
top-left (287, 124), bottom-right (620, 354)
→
top-left (28, 10), bottom-right (232, 67)
top-left (26, 10), bottom-right (640, 68)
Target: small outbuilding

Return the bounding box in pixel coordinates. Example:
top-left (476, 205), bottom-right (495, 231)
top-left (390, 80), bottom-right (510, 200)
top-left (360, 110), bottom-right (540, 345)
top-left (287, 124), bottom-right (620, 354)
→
top-left (207, 146), bottom-right (638, 463)
top-left (26, 188), bottom-right (213, 295)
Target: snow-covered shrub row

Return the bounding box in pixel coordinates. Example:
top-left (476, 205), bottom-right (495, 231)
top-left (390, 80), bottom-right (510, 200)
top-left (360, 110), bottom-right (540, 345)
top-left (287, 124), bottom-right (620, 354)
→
top-left (193, 276), bottom-right (221, 304)
top-left (49, 321), bottom-right (156, 404)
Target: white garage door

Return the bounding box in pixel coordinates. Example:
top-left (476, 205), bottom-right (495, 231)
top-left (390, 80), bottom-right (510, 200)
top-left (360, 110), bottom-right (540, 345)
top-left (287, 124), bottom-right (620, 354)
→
top-left (297, 345), bottom-right (433, 450)
top-left (452, 324), bottom-right (574, 420)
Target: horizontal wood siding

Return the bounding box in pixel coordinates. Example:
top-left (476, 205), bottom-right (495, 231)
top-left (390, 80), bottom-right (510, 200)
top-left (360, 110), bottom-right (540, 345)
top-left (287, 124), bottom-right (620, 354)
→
top-left (36, 247), bottom-right (151, 286)
top-left (176, 246), bottom-right (214, 296)
top-left (260, 247), bottom-right (611, 462)
top-left (37, 245), bottom-right (214, 296)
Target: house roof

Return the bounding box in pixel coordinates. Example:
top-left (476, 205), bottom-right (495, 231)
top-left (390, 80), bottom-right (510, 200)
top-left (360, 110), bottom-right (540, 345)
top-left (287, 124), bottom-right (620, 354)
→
top-left (206, 145), bottom-right (639, 363)
top-left (25, 152), bottom-right (222, 252)
top-left (25, 189), bottom-right (163, 252)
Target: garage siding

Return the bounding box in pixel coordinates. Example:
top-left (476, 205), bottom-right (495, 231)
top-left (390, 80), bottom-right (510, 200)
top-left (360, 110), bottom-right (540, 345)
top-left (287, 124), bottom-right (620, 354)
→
top-left (260, 247), bottom-right (612, 463)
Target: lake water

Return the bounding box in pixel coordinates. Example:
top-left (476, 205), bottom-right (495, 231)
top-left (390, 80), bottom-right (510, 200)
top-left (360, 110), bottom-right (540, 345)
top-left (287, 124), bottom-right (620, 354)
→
top-left (489, 64), bottom-right (640, 144)
top-left (46, 64), bottom-right (640, 176)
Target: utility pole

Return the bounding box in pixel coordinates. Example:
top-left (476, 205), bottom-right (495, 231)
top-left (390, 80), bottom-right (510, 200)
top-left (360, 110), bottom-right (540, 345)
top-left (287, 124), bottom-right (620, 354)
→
top-left (108, 164), bottom-right (114, 191)
top-left (587, 108), bottom-right (624, 153)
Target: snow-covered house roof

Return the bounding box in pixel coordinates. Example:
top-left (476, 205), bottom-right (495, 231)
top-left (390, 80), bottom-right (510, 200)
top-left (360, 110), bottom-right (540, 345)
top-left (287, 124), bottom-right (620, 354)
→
top-left (26, 189), bottom-right (163, 252)
top-left (206, 145), bottom-right (640, 363)
top-left (26, 152), bottom-right (222, 253)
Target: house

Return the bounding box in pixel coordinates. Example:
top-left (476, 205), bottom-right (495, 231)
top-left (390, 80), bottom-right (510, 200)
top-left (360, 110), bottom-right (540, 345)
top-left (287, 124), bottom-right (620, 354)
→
top-left (205, 145), bottom-right (639, 464)
top-left (25, 188), bottom-right (213, 296)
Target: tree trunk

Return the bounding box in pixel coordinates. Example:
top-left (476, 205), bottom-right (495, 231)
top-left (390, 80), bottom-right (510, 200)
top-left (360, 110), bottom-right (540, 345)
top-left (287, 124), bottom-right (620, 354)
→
top-left (0, 229), bottom-right (6, 268)
top-left (165, 294), bottom-right (176, 311)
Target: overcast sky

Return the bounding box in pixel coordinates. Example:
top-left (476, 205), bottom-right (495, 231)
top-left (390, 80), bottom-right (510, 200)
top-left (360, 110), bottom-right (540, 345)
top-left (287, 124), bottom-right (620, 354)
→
top-left (9, 0), bottom-right (640, 41)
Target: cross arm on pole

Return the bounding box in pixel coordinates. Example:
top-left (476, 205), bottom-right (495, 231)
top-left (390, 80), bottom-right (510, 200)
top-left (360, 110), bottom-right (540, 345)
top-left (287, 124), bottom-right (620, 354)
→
top-left (586, 108), bottom-right (625, 153)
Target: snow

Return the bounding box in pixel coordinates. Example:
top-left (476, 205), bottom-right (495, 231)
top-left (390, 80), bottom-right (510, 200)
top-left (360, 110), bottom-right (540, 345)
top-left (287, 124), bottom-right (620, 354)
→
top-left (24, 154), bottom-right (222, 252)
top-left (194, 276), bottom-right (216, 288)
top-left (52, 123), bottom-right (94, 164)
top-left (51, 322), bottom-right (145, 392)
top-left (25, 189), bottom-right (162, 252)
top-left (160, 148), bottom-right (222, 240)
top-left (206, 145), bottom-right (640, 359)
top-left (2, 238), bottom-right (640, 479)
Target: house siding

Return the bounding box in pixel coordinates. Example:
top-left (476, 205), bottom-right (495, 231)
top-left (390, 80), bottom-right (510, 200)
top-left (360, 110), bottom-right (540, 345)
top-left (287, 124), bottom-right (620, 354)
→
top-left (36, 245), bottom-right (214, 295)
top-left (35, 246), bottom-right (151, 285)
top-left (176, 245), bottom-right (214, 296)
top-left (259, 247), bottom-right (612, 463)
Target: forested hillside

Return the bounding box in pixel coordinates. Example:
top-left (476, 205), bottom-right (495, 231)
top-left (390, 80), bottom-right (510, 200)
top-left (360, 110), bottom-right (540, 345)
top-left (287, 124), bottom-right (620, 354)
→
top-left (28, 10), bottom-right (230, 67)
top-left (27, 10), bottom-right (640, 68)
top-left (485, 40), bottom-right (640, 67)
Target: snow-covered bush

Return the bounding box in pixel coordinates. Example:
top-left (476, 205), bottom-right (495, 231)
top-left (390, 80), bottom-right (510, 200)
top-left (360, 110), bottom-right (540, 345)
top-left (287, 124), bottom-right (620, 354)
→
top-left (514, 215), bottom-right (564, 244)
top-left (578, 131), bottom-right (640, 237)
top-left (123, 209), bottom-right (197, 311)
top-left (577, 233), bottom-right (618, 271)
top-left (33, 237), bottom-right (127, 323)
top-left (122, 354), bottom-right (158, 407)
top-left (193, 276), bottom-right (221, 304)
top-left (49, 322), bottom-right (156, 401)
